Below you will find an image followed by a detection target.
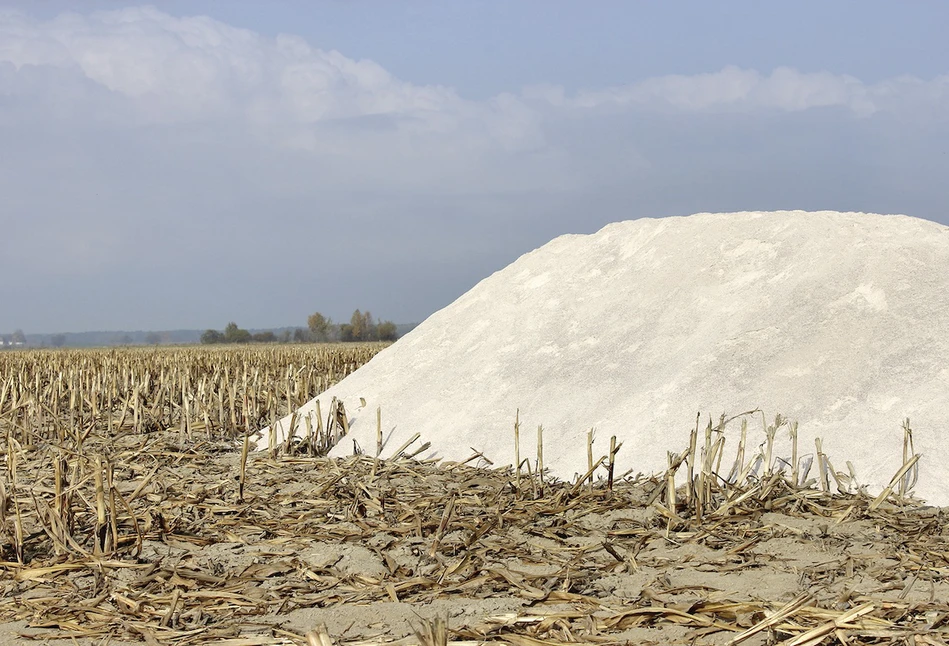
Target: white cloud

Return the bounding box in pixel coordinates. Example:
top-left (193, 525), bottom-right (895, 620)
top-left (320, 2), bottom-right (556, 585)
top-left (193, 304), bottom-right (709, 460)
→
top-left (553, 66), bottom-right (948, 118)
top-left (0, 5), bottom-right (544, 154)
top-left (0, 7), bottom-right (945, 240)
top-left (2, 5), bottom-right (946, 162)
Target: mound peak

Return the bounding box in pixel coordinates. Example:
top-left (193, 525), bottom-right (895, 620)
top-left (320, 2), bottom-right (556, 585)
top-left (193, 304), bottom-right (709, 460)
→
top-left (260, 211), bottom-right (949, 505)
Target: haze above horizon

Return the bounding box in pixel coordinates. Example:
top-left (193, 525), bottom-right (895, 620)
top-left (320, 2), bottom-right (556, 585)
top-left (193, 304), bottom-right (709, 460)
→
top-left (1, 1), bottom-right (947, 334)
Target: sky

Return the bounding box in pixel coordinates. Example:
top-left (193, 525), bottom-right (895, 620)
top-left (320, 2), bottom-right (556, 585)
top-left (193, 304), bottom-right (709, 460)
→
top-left (1, 2), bottom-right (947, 334)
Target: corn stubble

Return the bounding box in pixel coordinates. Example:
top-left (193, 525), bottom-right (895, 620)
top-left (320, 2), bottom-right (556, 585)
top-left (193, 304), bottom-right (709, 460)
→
top-left (0, 344), bottom-right (382, 561)
top-left (0, 345), bottom-right (946, 646)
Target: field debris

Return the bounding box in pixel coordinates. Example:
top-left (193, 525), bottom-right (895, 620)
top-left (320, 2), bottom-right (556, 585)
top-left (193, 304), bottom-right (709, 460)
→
top-left (0, 426), bottom-right (947, 644)
top-left (2, 346), bottom-right (949, 645)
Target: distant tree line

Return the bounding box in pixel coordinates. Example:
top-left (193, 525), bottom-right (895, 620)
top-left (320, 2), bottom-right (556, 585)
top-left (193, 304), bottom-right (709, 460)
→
top-left (0, 329), bottom-right (27, 348)
top-left (200, 310), bottom-right (399, 345)
top-left (307, 310), bottom-right (398, 342)
top-left (201, 322), bottom-right (279, 345)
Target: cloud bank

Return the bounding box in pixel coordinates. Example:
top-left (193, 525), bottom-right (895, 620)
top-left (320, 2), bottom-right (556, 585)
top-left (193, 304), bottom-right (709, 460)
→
top-left (4, 8), bottom-right (947, 138)
top-left (1, 6), bottom-right (947, 332)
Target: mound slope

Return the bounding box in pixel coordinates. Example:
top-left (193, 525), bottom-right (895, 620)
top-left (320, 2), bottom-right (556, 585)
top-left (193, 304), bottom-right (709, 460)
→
top-left (260, 211), bottom-right (949, 504)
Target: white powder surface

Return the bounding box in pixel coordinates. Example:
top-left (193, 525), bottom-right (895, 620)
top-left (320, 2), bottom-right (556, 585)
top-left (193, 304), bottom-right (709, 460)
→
top-left (258, 211), bottom-right (949, 505)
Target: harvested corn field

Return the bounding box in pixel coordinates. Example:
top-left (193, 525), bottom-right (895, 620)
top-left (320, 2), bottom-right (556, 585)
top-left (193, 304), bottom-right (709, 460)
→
top-left (0, 344), bottom-right (386, 445)
top-left (2, 346), bottom-right (949, 646)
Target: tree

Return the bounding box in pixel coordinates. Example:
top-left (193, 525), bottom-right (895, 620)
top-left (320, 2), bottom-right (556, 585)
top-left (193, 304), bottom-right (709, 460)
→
top-left (349, 310), bottom-right (364, 341)
top-left (307, 312), bottom-right (332, 342)
top-left (223, 322), bottom-right (250, 344)
top-left (201, 329), bottom-right (224, 344)
top-left (50, 334), bottom-right (66, 348)
top-left (338, 324), bottom-right (354, 342)
top-left (11, 329), bottom-right (26, 345)
top-left (349, 310), bottom-right (375, 341)
top-left (376, 320), bottom-right (398, 341)
top-left (145, 332), bottom-right (161, 345)
top-left (223, 322), bottom-right (239, 341)
top-left (251, 331), bottom-right (277, 343)
top-left (362, 311), bottom-right (375, 340)
top-left (292, 328), bottom-right (309, 343)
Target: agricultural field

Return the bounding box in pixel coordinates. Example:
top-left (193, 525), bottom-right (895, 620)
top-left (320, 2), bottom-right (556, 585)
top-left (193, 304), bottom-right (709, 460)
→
top-left (1, 345), bottom-right (949, 646)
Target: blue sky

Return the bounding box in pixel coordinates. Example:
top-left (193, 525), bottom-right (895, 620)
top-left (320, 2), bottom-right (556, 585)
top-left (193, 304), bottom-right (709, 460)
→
top-left (1, 2), bottom-right (947, 333)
